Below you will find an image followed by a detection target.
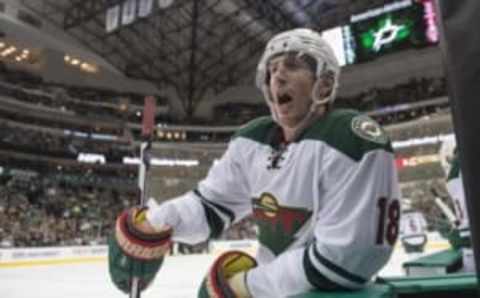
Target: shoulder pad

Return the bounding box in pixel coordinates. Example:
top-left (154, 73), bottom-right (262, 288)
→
top-left (303, 109), bottom-right (392, 161)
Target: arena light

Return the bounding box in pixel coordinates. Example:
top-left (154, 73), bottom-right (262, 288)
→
top-left (20, 51), bottom-right (29, 59)
top-left (90, 133), bottom-right (117, 140)
top-left (392, 133), bottom-right (454, 149)
top-left (1, 49), bottom-right (11, 57)
top-left (395, 154), bottom-right (440, 168)
top-left (157, 130), bottom-right (165, 138)
top-left (1, 46), bottom-right (16, 57)
top-left (123, 157), bottom-right (199, 167)
top-left (77, 153), bottom-right (106, 164)
top-left (63, 129), bottom-right (118, 141)
top-left (422, 0), bottom-right (439, 43)
top-left (350, 0), bottom-right (412, 23)
top-left (80, 62), bottom-right (98, 73)
top-left (63, 55), bottom-right (99, 73)
top-left (151, 158), bottom-right (198, 167)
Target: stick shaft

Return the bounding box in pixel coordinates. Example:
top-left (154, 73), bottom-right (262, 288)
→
top-left (130, 96), bottom-right (156, 298)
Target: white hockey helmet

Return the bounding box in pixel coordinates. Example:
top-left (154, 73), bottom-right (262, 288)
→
top-left (256, 28), bottom-right (340, 108)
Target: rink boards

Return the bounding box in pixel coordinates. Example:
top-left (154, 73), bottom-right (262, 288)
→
top-left (0, 245), bottom-right (107, 268)
top-left (1, 239), bottom-right (477, 298)
top-left (0, 239), bottom-right (449, 268)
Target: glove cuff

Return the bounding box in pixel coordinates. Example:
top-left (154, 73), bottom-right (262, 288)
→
top-left (115, 209), bottom-right (172, 260)
top-left (202, 250), bottom-right (257, 298)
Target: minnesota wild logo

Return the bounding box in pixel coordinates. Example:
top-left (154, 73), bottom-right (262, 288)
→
top-left (351, 115), bottom-right (388, 145)
top-left (252, 193), bottom-right (312, 255)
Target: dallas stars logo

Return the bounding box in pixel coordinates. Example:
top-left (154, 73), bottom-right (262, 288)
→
top-left (372, 17), bottom-right (406, 52)
top-left (252, 193), bottom-right (312, 256)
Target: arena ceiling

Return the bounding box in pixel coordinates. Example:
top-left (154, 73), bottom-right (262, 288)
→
top-left (19, 0), bottom-right (392, 116)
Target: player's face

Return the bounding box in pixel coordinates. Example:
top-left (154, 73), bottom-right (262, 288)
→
top-left (268, 53), bottom-right (316, 128)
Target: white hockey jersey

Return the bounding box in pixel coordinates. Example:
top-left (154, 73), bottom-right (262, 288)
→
top-left (146, 109), bottom-right (401, 297)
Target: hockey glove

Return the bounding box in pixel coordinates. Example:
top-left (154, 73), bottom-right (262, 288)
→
top-left (447, 228), bottom-right (471, 250)
top-left (109, 207), bottom-right (172, 293)
top-left (198, 250), bottom-right (257, 298)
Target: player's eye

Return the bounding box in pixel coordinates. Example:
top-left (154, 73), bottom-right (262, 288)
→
top-left (268, 62), bottom-right (278, 74)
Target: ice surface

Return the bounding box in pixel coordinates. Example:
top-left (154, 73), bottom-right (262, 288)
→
top-left (0, 247), bottom-right (443, 298)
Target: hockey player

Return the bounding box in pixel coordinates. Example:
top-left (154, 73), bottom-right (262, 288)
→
top-left (444, 148), bottom-right (475, 272)
top-left (108, 28), bottom-right (401, 297)
top-left (399, 199), bottom-right (428, 255)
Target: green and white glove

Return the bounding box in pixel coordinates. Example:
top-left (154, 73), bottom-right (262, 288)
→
top-left (198, 250), bottom-right (258, 298)
top-left (108, 207), bottom-right (172, 293)
top-left (447, 228), bottom-right (471, 250)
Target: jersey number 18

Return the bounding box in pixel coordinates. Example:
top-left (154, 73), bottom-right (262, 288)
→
top-left (376, 197), bottom-right (400, 246)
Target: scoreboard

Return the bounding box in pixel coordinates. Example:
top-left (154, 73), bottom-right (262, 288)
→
top-left (321, 0), bottom-right (439, 66)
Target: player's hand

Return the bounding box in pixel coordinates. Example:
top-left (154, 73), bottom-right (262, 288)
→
top-left (108, 207), bottom-right (172, 293)
top-left (198, 250), bottom-right (257, 298)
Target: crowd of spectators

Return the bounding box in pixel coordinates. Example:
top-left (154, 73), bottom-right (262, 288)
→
top-left (0, 173), bottom-right (258, 248)
top-left (0, 121), bottom-right (135, 162)
top-left (0, 150), bottom-right (138, 191)
top-left (0, 181), bottom-right (138, 247)
top-left (0, 63), bottom-right (170, 126)
top-left (1, 170), bottom-right (452, 249)
top-left (0, 60), bottom-right (456, 252)
top-left (210, 77), bottom-right (449, 126)
top-left (336, 77), bottom-right (447, 112)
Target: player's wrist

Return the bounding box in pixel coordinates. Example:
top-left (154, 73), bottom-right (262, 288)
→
top-left (129, 207), bottom-right (172, 236)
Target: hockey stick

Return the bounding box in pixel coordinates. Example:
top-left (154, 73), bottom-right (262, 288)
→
top-left (434, 198), bottom-right (457, 224)
top-left (431, 188), bottom-right (457, 224)
top-left (130, 96), bottom-right (156, 298)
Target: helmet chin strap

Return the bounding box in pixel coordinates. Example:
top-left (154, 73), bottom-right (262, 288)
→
top-left (263, 80), bottom-right (329, 142)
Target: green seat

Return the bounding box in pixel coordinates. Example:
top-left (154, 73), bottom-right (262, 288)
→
top-left (290, 250), bottom-right (475, 298)
top-left (402, 249), bottom-right (462, 276)
top-left (386, 273), bottom-right (477, 295)
top-left (289, 272), bottom-right (478, 298)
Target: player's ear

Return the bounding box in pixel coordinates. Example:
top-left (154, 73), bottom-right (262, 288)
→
top-left (313, 70), bottom-right (335, 100)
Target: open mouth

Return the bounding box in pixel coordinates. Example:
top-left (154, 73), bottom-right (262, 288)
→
top-left (277, 93), bottom-right (292, 105)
